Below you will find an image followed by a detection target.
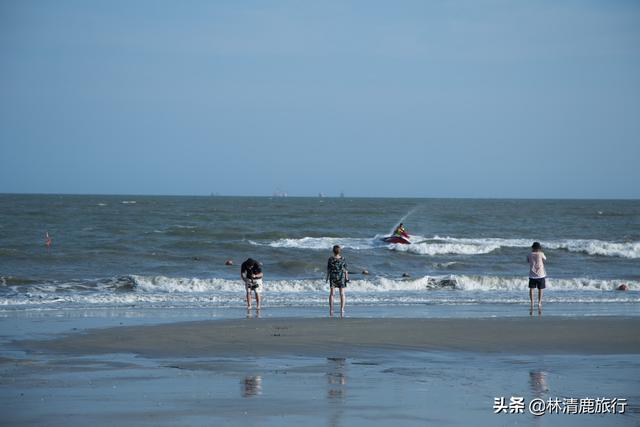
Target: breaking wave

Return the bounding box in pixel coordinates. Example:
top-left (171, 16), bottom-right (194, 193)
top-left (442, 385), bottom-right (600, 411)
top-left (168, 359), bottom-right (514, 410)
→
top-left (428, 236), bottom-right (640, 259)
top-left (1, 274), bottom-right (635, 295)
top-left (390, 241), bottom-right (501, 256)
top-left (251, 235), bottom-right (640, 258)
top-left (1, 274), bottom-right (637, 310)
top-left (250, 237), bottom-right (377, 250)
top-left (128, 274), bottom-right (639, 293)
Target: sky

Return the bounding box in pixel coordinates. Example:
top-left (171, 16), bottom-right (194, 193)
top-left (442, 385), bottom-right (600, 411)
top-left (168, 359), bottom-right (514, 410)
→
top-left (1, 0), bottom-right (639, 198)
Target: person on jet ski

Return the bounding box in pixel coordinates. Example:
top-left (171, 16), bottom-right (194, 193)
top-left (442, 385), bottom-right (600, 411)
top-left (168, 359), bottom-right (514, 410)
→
top-left (393, 223), bottom-right (408, 238)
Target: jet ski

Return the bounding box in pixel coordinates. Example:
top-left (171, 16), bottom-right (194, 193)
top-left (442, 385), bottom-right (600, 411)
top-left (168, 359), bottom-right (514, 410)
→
top-left (381, 232), bottom-right (411, 245)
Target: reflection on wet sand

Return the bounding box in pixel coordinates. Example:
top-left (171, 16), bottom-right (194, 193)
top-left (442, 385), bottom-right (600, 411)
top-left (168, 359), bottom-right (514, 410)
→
top-left (530, 308), bottom-right (543, 317)
top-left (242, 376), bottom-right (262, 397)
top-left (327, 357), bottom-right (347, 398)
top-left (327, 357), bottom-right (347, 427)
top-left (529, 370), bottom-right (549, 397)
top-left (529, 371), bottom-right (548, 425)
top-left (246, 309), bottom-right (261, 319)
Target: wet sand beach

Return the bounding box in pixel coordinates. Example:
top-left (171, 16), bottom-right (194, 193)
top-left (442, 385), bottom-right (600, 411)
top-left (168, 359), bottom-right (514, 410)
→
top-left (19, 316), bottom-right (640, 357)
top-left (3, 315), bottom-right (640, 426)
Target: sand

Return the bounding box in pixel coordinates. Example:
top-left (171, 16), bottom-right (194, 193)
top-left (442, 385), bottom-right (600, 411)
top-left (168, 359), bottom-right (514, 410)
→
top-left (19, 316), bottom-right (640, 357)
top-left (5, 315), bottom-right (640, 426)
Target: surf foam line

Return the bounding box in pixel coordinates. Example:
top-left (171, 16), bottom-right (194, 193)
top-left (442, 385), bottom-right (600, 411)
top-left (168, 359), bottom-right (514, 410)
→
top-left (249, 236), bottom-right (378, 250)
top-left (128, 274), bottom-right (640, 292)
top-left (252, 235), bottom-right (640, 258)
top-left (429, 236), bottom-right (640, 259)
top-left (1, 275), bottom-right (637, 309)
top-left (2, 274), bottom-right (635, 296)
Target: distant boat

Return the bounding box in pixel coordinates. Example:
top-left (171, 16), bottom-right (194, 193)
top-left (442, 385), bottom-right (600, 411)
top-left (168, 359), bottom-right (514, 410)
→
top-left (340, 191), bottom-right (345, 198)
top-left (273, 189), bottom-right (288, 197)
top-left (318, 192), bottom-right (325, 198)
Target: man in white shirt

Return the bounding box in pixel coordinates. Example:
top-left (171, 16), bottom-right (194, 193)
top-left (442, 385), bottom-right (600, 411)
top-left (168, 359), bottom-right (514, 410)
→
top-left (527, 242), bottom-right (547, 314)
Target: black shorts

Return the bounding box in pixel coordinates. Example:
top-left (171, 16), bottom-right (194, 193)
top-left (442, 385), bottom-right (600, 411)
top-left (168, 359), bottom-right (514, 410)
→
top-left (529, 278), bottom-right (546, 289)
top-left (330, 281), bottom-right (347, 289)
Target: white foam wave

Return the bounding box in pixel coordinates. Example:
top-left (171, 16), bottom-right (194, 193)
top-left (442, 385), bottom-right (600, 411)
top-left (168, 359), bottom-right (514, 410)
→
top-left (452, 276), bottom-right (637, 292)
top-left (1, 274), bottom-right (637, 310)
top-left (130, 275), bottom-right (636, 293)
top-left (547, 240), bottom-right (640, 259)
top-left (431, 236), bottom-right (640, 259)
top-left (131, 275), bottom-right (240, 293)
top-left (253, 237), bottom-right (376, 250)
top-left (390, 242), bottom-right (500, 255)
top-left (252, 235), bottom-right (639, 258)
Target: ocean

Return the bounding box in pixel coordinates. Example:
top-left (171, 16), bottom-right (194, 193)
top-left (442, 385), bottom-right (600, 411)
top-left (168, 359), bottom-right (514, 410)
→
top-left (1, 194), bottom-right (639, 317)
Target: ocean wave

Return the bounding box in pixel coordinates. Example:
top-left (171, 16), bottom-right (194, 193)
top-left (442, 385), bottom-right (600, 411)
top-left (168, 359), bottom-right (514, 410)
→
top-left (4, 274), bottom-right (634, 295)
top-left (0, 276), bottom-right (40, 286)
top-left (389, 242), bottom-right (501, 256)
top-left (432, 261), bottom-right (460, 269)
top-left (1, 274), bottom-right (637, 309)
top-left (250, 235), bottom-right (640, 258)
top-left (251, 237), bottom-right (377, 250)
top-left (131, 274), bottom-right (636, 293)
top-left (430, 236), bottom-right (640, 259)
top-left (547, 239), bottom-right (640, 259)
top-left (0, 276), bottom-right (134, 293)
top-left (451, 276), bottom-right (636, 292)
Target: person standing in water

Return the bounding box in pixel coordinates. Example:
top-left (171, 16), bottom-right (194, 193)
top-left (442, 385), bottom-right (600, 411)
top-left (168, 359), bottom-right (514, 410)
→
top-left (326, 245), bottom-right (349, 317)
top-left (241, 258), bottom-right (263, 310)
top-left (527, 242), bottom-right (547, 314)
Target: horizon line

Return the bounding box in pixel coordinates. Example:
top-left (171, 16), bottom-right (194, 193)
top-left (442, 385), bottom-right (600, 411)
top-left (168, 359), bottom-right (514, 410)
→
top-left (0, 191), bottom-right (638, 201)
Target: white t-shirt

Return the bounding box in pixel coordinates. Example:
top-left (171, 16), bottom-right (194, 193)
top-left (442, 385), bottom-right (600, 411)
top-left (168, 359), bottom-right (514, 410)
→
top-left (527, 252), bottom-right (547, 279)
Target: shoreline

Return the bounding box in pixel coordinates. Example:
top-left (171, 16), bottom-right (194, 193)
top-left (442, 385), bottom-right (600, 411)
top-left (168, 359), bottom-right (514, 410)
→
top-left (17, 316), bottom-right (640, 358)
top-left (5, 315), bottom-right (640, 426)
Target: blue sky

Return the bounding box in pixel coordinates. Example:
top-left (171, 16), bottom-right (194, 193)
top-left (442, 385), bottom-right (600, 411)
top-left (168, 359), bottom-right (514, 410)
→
top-left (1, 0), bottom-right (639, 198)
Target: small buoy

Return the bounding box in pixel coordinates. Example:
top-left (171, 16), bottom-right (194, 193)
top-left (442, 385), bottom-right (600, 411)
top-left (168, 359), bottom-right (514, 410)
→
top-left (225, 259), bottom-right (234, 266)
top-left (402, 273), bottom-right (410, 278)
top-left (617, 284), bottom-right (629, 291)
top-left (193, 257), bottom-right (200, 261)
top-left (362, 270), bottom-right (369, 275)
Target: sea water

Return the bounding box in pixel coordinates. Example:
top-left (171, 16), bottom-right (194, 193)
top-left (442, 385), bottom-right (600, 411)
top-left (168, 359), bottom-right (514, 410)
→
top-left (0, 195), bottom-right (638, 317)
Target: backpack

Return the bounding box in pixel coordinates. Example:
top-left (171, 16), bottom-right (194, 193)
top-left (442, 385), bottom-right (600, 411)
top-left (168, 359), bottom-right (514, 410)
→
top-left (328, 256), bottom-right (347, 284)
